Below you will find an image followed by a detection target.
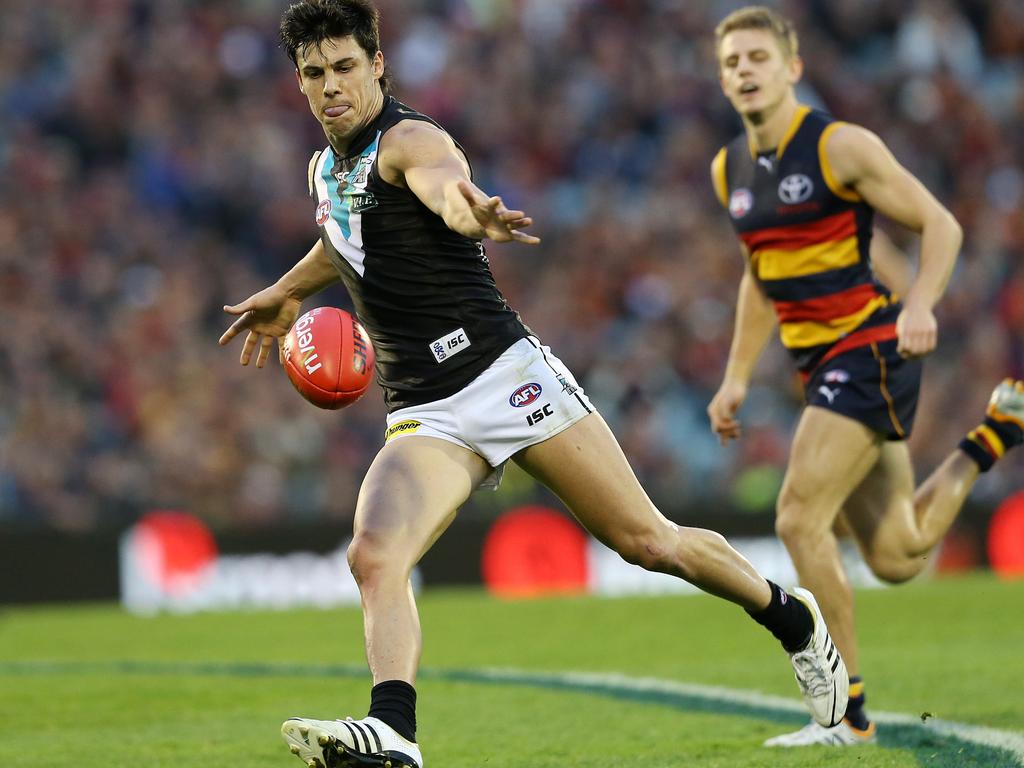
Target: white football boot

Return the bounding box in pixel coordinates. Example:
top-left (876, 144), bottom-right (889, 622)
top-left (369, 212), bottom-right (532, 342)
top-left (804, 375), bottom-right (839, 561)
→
top-left (788, 588), bottom-right (848, 727)
top-left (282, 716), bottom-right (422, 768)
top-left (987, 379), bottom-right (1024, 436)
top-left (765, 718), bottom-right (877, 747)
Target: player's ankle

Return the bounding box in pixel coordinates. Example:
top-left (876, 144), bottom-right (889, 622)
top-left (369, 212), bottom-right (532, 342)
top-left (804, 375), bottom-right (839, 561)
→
top-left (747, 581), bottom-right (813, 652)
top-left (368, 680), bottom-right (418, 742)
top-left (960, 416), bottom-right (1022, 472)
top-left (845, 676), bottom-right (870, 730)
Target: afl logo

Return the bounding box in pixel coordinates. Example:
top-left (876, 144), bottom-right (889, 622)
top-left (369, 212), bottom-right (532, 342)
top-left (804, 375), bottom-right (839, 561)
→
top-left (315, 199), bottom-right (333, 226)
top-left (509, 383), bottom-right (543, 408)
top-left (778, 174), bottom-right (814, 204)
top-left (729, 188), bottom-right (753, 219)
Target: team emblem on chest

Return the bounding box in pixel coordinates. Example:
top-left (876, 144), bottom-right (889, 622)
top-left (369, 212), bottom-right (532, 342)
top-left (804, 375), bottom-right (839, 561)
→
top-left (778, 173), bottom-right (814, 204)
top-left (729, 188), bottom-right (753, 219)
top-left (315, 199), bottom-right (332, 226)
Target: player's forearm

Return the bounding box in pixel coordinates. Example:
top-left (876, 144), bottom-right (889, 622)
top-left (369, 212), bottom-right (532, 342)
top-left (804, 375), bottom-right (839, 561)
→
top-left (905, 209), bottom-right (962, 309)
top-left (277, 240), bottom-right (341, 300)
top-left (439, 180), bottom-right (485, 239)
top-left (869, 228), bottom-right (913, 297)
top-left (723, 273), bottom-right (777, 385)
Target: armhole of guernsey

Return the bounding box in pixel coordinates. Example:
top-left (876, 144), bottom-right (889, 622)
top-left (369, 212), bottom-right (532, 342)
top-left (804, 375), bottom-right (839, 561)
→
top-left (711, 147), bottom-right (729, 208)
top-left (819, 123), bottom-right (862, 203)
top-left (307, 151), bottom-right (322, 197)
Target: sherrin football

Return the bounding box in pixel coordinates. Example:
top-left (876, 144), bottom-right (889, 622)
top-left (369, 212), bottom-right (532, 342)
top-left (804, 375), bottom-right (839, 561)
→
top-left (282, 307), bottom-right (374, 409)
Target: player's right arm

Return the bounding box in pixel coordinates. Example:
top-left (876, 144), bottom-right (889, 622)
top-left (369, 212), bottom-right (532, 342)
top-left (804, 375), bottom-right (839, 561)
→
top-left (379, 120), bottom-right (540, 245)
top-left (869, 227), bottom-right (913, 298)
top-left (219, 239), bottom-right (340, 368)
top-left (825, 123), bottom-right (962, 358)
top-left (708, 255), bottom-right (777, 445)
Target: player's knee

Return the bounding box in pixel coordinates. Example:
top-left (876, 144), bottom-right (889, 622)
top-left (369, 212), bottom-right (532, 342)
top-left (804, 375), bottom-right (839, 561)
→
top-left (863, 551), bottom-right (921, 584)
top-left (774, 506), bottom-right (808, 548)
top-left (615, 532), bottom-right (674, 573)
top-left (615, 527), bottom-right (709, 581)
top-left (347, 531), bottom-right (406, 587)
top-left (775, 494), bottom-right (828, 548)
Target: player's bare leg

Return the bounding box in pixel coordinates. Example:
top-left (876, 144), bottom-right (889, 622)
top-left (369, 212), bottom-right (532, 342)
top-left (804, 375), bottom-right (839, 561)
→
top-left (515, 412), bottom-right (772, 608)
top-left (842, 380), bottom-right (1024, 582)
top-left (349, 436), bottom-right (491, 684)
top-left (514, 412), bottom-right (849, 727)
top-left (774, 406), bottom-right (883, 679)
top-left (841, 442), bottom-right (977, 584)
top-left (750, 407), bottom-right (883, 747)
top-left (283, 436), bottom-right (490, 768)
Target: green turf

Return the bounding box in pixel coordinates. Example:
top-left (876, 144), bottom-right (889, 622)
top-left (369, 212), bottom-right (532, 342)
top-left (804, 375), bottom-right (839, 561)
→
top-left (0, 572), bottom-right (1021, 767)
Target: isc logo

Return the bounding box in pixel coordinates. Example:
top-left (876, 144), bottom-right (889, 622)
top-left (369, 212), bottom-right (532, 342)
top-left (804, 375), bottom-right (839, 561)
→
top-left (429, 327), bottom-right (471, 364)
top-left (526, 403), bottom-right (554, 426)
top-left (509, 383), bottom-right (543, 408)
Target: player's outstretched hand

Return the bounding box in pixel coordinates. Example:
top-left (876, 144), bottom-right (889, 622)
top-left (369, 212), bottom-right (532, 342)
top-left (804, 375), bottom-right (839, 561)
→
top-left (708, 380), bottom-right (748, 446)
top-left (457, 180), bottom-right (540, 245)
top-left (220, 285), bottom-right (302, 368)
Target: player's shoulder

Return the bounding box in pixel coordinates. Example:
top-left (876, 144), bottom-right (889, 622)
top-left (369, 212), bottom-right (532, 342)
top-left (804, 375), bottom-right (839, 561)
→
top-left (710, 146), bottom-right (729, 207)
top-left (307, 148), bottom-right (328, 195)
top-left (384, 115), bottom-right (448, 143)
top-left (819, 119), bottom-right (881, 153)
top-left (710, 131), bottom-right (751, 206)
top-left (379, 110), bottom-right (460, 168)
top-left (819, 120), bottom-right (891, 193)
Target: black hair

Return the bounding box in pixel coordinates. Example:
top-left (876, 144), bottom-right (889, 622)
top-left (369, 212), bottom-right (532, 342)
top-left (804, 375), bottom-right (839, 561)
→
top-left (280, 0), bottom-right (390, 93)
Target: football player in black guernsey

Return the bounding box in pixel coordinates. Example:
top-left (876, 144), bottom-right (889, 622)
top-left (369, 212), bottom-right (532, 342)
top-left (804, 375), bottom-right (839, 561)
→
top-left (220, 2), bottom-right (853, 766)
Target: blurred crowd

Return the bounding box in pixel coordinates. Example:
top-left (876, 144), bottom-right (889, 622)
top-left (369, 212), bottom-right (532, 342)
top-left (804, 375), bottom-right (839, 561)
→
top-left (1, 0), bottom-right (1021, 531)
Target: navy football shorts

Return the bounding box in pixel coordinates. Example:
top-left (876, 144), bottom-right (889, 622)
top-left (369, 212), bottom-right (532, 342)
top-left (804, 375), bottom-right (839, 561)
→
top-left (805, 339), bottom-right (922, 441)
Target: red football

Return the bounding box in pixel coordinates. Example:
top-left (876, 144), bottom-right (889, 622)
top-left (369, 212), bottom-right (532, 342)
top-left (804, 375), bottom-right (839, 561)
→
top-left (282, 307), bottom-right (375, 409)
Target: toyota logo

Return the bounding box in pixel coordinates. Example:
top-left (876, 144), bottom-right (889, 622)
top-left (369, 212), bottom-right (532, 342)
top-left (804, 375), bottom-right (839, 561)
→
top-left (778, 173), bottom-right (814, 204)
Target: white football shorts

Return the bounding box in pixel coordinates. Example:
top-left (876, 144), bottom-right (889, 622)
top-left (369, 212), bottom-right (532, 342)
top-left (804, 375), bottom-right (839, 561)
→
top-left (383, 336), bottom-right (594, 489)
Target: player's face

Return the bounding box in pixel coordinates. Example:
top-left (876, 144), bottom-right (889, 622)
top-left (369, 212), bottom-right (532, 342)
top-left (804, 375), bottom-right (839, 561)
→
top-left (718, 29), bottom-right (801, 121)
top-left (295, 36), bottom-right (385, 145)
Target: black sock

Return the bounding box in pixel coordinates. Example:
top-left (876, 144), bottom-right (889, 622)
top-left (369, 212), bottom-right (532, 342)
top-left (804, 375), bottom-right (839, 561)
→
top-left (845, 675), bottom-right (870, 730)
top-left (368, 680), bottom-right (417, 742)
top-left (747, 581), bottom-right (813, 653)
top-left (959, 414), bottom-right (1023, 472)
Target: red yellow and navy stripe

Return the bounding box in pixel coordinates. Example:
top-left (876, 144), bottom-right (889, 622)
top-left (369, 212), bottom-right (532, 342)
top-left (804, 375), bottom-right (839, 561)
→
top-left (741, 207), bottom-right (890, 363)
top-left (740, 210), bottom-right (859, 254)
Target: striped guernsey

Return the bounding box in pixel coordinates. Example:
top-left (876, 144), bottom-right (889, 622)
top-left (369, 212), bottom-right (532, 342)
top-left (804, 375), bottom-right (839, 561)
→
top-left (713, 106), bottom-right (900, 378)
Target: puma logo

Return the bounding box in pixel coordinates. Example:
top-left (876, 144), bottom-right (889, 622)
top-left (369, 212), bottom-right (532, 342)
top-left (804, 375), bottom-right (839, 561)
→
top-left (817, 385), bottom-right (840, 404)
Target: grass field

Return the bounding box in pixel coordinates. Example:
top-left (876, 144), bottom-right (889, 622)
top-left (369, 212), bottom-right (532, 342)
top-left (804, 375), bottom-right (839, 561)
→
top-left (1, 572), bottom-right (1022, 767)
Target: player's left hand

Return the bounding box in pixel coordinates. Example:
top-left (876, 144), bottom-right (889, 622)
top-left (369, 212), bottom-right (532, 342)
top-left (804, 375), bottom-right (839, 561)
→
top-left (456, 180), bottom-right (540, 245)
top-left (895, 302), bottom-right (937, 358)
top-left (220, 285), bottom-right (303, 368)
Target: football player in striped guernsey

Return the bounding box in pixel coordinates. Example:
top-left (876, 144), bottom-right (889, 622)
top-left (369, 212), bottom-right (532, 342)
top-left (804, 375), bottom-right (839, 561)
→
top-left (708, 4), bottom-right (1024, 748)
top-left (221, 2), bottom-right (854, 766)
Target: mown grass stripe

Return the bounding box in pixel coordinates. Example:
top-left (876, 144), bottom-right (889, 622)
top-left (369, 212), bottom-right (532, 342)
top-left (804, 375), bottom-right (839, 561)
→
top-left (2, 660), bottom-right (1020, 766)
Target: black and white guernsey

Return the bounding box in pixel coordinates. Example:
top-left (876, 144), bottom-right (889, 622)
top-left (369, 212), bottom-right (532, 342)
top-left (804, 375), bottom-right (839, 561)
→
top-left (309, 96), bottom-right (529, 412)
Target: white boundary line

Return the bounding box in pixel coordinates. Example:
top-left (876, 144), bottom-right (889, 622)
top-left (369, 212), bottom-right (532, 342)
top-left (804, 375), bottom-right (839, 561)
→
top-left (466, 667), bottom-right (1024, 763)
top-left (4, 661), bottom-right (1022, 763)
